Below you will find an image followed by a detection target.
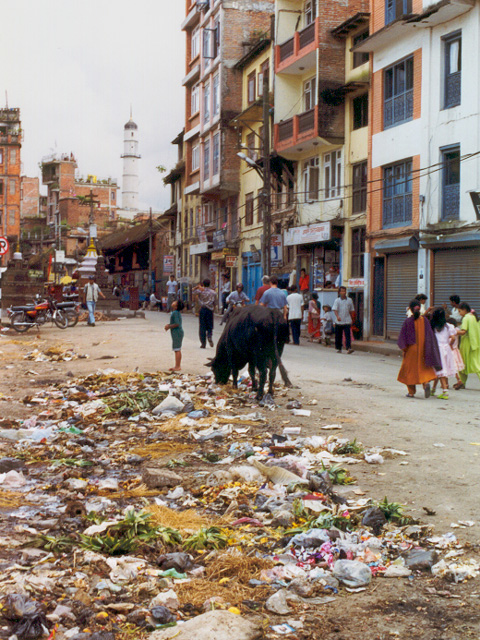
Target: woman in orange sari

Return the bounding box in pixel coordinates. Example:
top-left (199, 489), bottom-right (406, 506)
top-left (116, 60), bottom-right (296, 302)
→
top-left (307, 292), bottom-right (321, 341)
top-left (397, 299), bottom-right (441, 398)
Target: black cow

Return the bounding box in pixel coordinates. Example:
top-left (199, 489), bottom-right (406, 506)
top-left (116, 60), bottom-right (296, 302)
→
top-left (207, 305), bottom-right (291, 400)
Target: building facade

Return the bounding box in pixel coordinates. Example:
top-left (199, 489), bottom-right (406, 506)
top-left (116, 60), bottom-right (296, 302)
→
top-left (181, 0), bottom-right (275, 302)
top-left (360, 0), bottom-right (479, 338)
top-left (0, 108), bottom-right (22, 263)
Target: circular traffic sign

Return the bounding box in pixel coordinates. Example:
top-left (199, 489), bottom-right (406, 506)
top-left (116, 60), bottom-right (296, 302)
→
top-left (0, 237), bottom-right (9, 256)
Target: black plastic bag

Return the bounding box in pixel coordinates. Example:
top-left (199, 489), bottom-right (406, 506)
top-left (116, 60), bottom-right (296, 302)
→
top-left (2, 594), bottom-right (48, 640)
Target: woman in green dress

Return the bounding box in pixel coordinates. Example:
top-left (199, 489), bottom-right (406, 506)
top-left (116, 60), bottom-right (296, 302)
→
top-left (164, 299), bottom-right (184, 371)
top-left (454, 302), bottom-right (480, 389)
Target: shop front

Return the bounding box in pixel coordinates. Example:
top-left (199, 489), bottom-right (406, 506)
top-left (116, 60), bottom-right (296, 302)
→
top-left (212, 248), bottom-right (239, 306)
top-left (242, 250), bottom-right (262, 302)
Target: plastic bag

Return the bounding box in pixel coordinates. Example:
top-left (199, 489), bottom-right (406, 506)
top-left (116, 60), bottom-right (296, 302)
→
top-left (251, 459), bottom-right (308, 486)
top-left (3, 594), bottom-right (48, 640)
top-left (333, 560), bottom-right (372, 587)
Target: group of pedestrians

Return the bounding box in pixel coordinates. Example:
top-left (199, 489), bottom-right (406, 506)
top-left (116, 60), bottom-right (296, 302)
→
top-left (398, 293), bottom-right (480, 398)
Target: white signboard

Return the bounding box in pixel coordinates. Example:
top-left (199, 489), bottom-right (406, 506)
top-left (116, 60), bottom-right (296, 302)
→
top-left (55, 250), bottom-right (65, 263)
top-left (190, 242), bottom-right (209, 255)
top-left (271, 234), bottom-right (283, 266)
top-left (284, 221), bottom-right (331, 247)
top-left (348, 278), bottom-right (365, 288)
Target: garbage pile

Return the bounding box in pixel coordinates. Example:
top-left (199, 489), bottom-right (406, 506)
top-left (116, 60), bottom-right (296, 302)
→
top-left (0, 370), bottom-right (477, 640)
top-left (24, 346), bottom-right (90, 362)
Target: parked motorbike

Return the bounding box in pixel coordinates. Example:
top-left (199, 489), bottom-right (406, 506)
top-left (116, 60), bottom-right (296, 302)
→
top-left (7, 296), bottom-right (69, 332)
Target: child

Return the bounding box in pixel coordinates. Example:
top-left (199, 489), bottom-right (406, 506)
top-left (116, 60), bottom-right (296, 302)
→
top-left (321, 305), bottom-right (336, 346)
top-left (430, 307), bottom-right (457, 399)
top-left (446, 317), bottom-right (464, 387)
top-left (164, 299), bottom-right (184, 371)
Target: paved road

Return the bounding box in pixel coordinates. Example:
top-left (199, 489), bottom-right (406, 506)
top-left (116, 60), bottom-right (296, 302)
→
top-left (143, 310), bottom-right (480, 537)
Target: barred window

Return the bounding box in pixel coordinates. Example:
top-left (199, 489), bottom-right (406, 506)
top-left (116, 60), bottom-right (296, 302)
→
top-left (383, 159), bottom-right (412, 227)
top-left (384, 57), bottom-right (413, 128)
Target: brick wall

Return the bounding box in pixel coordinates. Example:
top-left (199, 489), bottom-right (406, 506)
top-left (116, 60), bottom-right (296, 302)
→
top-left (413, 48), bottom-right (422, 120)
top-left (0, 141), bottom-right (22, 251)
top-left (20, 176), bottom-right (40, 218)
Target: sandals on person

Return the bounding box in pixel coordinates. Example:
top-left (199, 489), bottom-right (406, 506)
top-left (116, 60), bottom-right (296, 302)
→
top-left (405, 394), bottom-right (415, 398)
top-left (424, 383), bottom-right (431, 398)
top-left (453, 382), bottom-right (465, 390)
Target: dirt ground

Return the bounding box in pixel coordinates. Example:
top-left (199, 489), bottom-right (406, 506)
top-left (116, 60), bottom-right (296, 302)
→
top-left (0, 315), bottom-right (479, 639)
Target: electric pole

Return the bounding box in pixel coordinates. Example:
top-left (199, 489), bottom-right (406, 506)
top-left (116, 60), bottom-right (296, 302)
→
top-left (77, 189), bottom-right (100, 245)
top-left (262, 72), bottom-right (271, 277)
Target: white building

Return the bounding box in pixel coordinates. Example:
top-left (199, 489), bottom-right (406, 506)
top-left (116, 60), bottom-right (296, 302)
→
top-left (120, 116), bottom-right (141, 216)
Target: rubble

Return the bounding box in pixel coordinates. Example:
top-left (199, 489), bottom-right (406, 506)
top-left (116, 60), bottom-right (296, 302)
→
top-left (0, 368), bottom-right (476, 639)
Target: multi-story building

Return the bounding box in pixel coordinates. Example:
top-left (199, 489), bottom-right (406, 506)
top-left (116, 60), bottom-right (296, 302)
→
top-left (273, 0), bottom-right (368, 312)
top-left (232, 33), bottom-right (274, 299)
top-left (41, 153), bottom-right (119, 259)
top-left (0, 108), bottom-right (22, 263)
top-left (358, 0), bottom-right (479, 339)
top-left (181, 0), bottom-right (274, 301)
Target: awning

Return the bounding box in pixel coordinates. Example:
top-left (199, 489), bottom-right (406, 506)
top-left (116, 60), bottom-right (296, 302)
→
top-left (420, 230), bottom-right (480, 249)
top-left (374, 235), bottom-right (419, 253)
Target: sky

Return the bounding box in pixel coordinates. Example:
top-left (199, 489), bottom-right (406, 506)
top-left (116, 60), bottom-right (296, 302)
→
top-left (1, 0), bottom-right (186, 211)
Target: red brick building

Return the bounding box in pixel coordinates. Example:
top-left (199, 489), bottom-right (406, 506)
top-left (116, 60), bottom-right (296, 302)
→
top-left (0, 108), bottom-right (22, 263)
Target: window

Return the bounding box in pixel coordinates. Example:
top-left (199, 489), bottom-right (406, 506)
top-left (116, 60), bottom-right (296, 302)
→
top-left (304, 0), bottom-right (316, 25)
top-left (384, 56), bottom-right (413, 128)
top-left (353, 94), bottom-right (368, 130)
top-left (191, 83), bottom-right (200, 115)
top-left (245, 192), bottom-right (254, 226)
top-left (352, 31), bottom-right (369, 68)
top-left (444, 32), bottom-right (461, 109)
top-left (192, 143), bottom-right (200, 171)
top-left (385, 0), bottom-right (412, 25)
top-left (191, 26), bottom-right (200, 59)
top-left (303, 77), bottom-right (317, 111)
top-left (10, 148), bottom-right (16, 164)
top-left (9, 179), bottom-right (16, 195)
top-left (257, 189), bottom-right (263, 223)
top-left (189, 208), bottom-right (194, 235)
top-left (0, 180), bottom-right (3, 195)
top-left (351, 228), bottom-right (366, 278)
top-left (213, 73), bottom-right (220, 116)
top-left (352, 161), bottom-right (367, 213)
top-left (203, 139), bottom-right (210, 178)
top-left (213, 133), bottom-right (220, 176)
top-left (324, 150), bottom-right (342, 199)
top-left (0, 149), bottom-right (3, 164)
top-left (111, 190), bottom-right (116, 201)
top-left (213, 19), bottom-right (221, 59)
top-left (383, 159), bottom-right (412, 227)
top-left (184, 211), bottom-right (188, 236)
top-left (246, 132), bottom-right (256, 161)
top-left (9, 210), bottom-right (15, 227)
top-left (302, 157), bottom-right (319, 201)
top-left (258, 60), bottom-right (269, 95)
top-left (248, 72), bottom-right (256, 104)
top-left (203, 81), bottom-right (210, 122)
top-left (441, 145), bottom-right (460, 220)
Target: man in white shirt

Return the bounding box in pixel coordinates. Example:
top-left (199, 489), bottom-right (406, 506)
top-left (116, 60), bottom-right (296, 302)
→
top-left (286, 284), bottom-right (304, 346)
top-left (83, 275), bottom-right (106, 327)
top-left (166, 275), bottom-right (178, 311)
top-left (332, 286), bottom-right (355, 353)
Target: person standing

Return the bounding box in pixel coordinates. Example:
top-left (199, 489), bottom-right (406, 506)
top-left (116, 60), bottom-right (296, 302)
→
top-left (298, 268), bottom-right (310, 305)
top-left (286, 284), bottom-right (304, 345)
top-left (164, 299), bottom-right (184, 371)
top-left (166, 275), bottom-right (178, 311)
top-left (454, 302), bottom-right (480, 389)
top-left (397, 299), bottom-right (441, 398)
top-left (260, 276), bottom-right (287, 313)
top-left (83, 275), bottom-right (105, 327)
top-left (220, 274), bottom-right (231, 313)
top-left (307, 292), bottom-right (321, 342)
top-left (332, 286), bottom-right (355, 354)
top-left (430, 307), bottom-right (458, 399)
top-left (221, 284), bottom-right (250, 324)
top-left (195, 278), bottom-right (217, 348)
top-left (447, 295), bottom-right (462, 323)
top-left (255, 276), bottom-right (270, 305)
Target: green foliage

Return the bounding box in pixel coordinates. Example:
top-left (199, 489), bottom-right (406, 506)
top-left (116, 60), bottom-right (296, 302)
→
top-left (319, 462), bottom-right (355, 485)
top-left (30, 534), bottom-right (74, 553)
top-left (376, 496), bottom-right (405, 521)
top-left (51, 458), bottom-right (94, 468)
top-left (334, 438), bottom-right (363, 455)
top-left (183, 527), bottom-right (228, 551)
top-left (166, 459), bottom-right (189, 469)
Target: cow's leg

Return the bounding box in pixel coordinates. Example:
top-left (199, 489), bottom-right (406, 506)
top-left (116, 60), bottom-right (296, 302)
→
top-left (248, 361), bottom-right (257, 391)
top-left (268, 359), bottom-right (277, 396)
top-left (231, 366), bottom-right (239, 388)
top-left (257, 364), bottom-right (267, 401)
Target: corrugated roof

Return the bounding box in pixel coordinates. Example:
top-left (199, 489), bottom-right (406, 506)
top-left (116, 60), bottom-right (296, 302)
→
top-left (99, 220), bottom-right (165, 252)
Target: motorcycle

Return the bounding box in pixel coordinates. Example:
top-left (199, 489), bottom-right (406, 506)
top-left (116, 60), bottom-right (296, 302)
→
top-left (7, 296), bottom-right (70, 332)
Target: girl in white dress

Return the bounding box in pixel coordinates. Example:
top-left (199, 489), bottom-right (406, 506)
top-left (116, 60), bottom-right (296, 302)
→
top-left (430, 308), bottom-right (458, 399)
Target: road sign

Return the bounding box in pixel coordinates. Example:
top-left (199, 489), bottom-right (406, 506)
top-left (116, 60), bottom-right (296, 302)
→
top-left (0, 237), bottom-right (9, 256)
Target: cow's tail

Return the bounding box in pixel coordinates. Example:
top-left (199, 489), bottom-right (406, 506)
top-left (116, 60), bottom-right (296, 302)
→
top-left (273, 312), bottom-right (292, 388)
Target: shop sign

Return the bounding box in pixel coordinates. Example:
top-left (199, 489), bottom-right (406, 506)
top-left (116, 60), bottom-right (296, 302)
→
top-left (348, 278), bottom-right (365, 288)
top-left (211, 251), bottom-right (225, 261)
top-left (284, 221), bottom-right (331, 246)
top-left (271, 234), bottom-right (283, 267)
top-left (225, 255), bottom-right (237, 268)
top-left (196, 226), bottom-right (207, 243)
top-left (190, 242), bottom-right (209, 255)
top-left (212, 229), bottom-right (227, 250)
top-left (163, 255), bottom-right (175, 274)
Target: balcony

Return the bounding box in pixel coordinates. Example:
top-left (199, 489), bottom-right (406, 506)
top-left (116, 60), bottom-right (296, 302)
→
top-left (0, 133), bottom-right (21, 144)
top-left (275, 19), bottom-right (318, 74)
top-left (274, 104), bottom-right (343, 157)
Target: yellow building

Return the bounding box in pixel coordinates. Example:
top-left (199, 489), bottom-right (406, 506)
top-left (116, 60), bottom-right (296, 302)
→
top-left (232, 35), bottom-right (274, 300)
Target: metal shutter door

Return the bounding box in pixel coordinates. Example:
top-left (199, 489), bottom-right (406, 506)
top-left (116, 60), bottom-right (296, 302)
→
top-left (433, 248), bottom-right (480, 312)
top-left (386, 252), bottom-right (417, 338)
